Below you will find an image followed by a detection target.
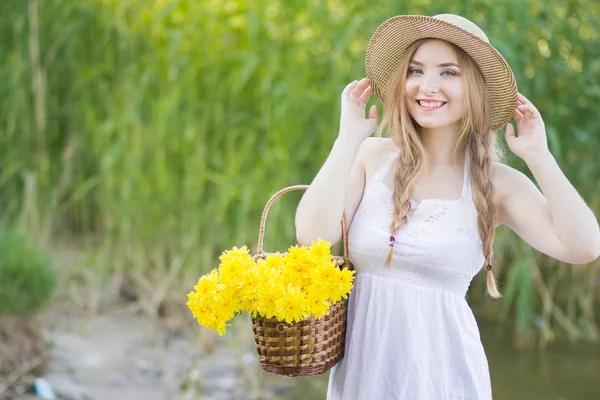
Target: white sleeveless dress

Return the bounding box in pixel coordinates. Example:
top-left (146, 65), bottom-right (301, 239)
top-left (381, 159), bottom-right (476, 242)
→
top-left (326, 151), bottom-right (492, 400)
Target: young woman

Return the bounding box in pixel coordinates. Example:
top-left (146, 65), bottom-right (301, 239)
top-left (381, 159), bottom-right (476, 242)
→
top-left (295, 14), bottom-right (600, 399)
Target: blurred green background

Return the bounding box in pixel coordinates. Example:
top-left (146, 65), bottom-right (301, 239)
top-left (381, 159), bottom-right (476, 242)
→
top-left (1, 0), bottom-right (599, 399)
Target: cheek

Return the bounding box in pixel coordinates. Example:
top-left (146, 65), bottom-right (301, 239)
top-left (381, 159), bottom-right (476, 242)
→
top-left (448, 82), bottom-right (464, 101)
top-left (404, 81), bottom-right (419, 109)
top-left (451, 88), bottom-right (465, 111)
top-left (405, 80), bottom-right (419, 96)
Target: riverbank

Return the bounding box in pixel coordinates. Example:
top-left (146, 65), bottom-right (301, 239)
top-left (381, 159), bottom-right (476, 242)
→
top-left (5, 299), bottom-right (600, 400)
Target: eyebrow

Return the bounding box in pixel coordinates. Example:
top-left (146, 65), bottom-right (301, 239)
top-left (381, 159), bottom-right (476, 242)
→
top-left (410, 60), bottom-right (460, 68)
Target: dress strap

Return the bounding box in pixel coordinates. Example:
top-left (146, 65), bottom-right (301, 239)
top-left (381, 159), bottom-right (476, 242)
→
top-left (461, 151), bottom-right (472, 202)
top-left (372, 153), bottom-right (399, 182)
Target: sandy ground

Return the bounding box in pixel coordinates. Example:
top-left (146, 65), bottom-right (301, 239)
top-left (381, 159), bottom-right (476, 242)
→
top-left (3, 242), bottom-right (317, 400)
top-left (7, 304), bottom-right (293, 400)
top-left (42, 308), bottom-right (188, 399)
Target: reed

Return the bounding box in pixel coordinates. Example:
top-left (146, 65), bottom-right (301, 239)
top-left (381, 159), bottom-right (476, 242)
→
top-left (0, 0), bottom-right (598, 345)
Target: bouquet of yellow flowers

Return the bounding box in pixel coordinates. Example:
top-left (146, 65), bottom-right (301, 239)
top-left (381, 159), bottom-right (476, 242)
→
top-left (186, 239), bottom-right (355, 336)
top-left (188, 184), bottom-right (353, 377)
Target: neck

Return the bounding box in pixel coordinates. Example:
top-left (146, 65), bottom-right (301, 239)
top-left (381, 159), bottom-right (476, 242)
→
top-left (419, 123), bottom-right (463, 167)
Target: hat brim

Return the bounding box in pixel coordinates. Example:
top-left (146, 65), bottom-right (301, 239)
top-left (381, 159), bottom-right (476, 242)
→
top-left (365, 15), bottom-right (517, 131)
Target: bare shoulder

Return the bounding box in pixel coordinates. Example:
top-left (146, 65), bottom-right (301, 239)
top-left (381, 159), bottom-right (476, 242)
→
top-left (491, 161), bottom-right (535, 225)
top-left (357, 137), bottom-right (397, 181)
top-left (356, 137), bottom-right (391, 159)
top-left (491, 161), bottom-right (531, 197)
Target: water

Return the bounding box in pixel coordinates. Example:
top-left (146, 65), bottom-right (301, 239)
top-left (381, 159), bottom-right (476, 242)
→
top-left (479, 320), bottom-right (600, 400)
top-left (274, 318), bottom-right (600, 400)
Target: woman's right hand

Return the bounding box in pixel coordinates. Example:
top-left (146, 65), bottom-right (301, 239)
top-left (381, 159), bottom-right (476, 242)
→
top-left (338, 78), bottom-right (379, 144)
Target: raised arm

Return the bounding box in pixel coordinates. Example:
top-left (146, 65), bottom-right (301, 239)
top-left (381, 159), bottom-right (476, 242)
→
top-left (498, 92), bottom-right (600, 264)
top-left (295, 78), bottom-right (378, 245)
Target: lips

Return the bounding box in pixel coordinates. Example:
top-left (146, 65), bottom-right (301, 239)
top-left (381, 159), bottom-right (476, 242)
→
top-left (416, 100), bottom-right (446, 111)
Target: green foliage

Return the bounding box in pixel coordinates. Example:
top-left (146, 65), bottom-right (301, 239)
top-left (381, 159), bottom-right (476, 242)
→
top-left (0, 0), bottom-right (598, 343)
top-left (0, 227), bottom-right (56, 315)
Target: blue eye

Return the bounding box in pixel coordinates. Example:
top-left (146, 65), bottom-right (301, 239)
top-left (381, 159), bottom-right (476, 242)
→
top-left (409, 68), bottom-right (457, 76)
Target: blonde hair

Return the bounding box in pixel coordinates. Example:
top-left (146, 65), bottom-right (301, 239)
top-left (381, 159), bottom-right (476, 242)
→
top-left (377, 38), bottom-right (501, 298)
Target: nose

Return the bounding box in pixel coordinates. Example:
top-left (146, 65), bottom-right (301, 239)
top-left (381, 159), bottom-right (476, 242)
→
top-left (419, 73), bottom-right (441, 94)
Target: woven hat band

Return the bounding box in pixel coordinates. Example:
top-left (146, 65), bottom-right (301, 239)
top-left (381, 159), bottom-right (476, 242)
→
top-left (432, 14), bottom-right (489, 43)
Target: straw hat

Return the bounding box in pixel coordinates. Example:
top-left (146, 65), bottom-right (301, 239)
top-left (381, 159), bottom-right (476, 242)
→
top-left (365, 14), bottom-right (518, 131)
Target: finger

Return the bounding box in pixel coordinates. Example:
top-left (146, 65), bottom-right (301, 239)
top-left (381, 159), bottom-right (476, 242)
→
top-left (517, 104), bottom-right (539, 118)
top-left (517, 103), bottom-right (536, 113)
top-left (513, 108), bottom-right (523, 122)
top-left (517, 94), bottom-right (540, 115)
top-left (516, 93), bottom-right (540, 116)
top-left (505, 122), bottom-right (516, 143)
top-left (342, 81), bottom-right (358, 99)
top-left (358, 85), bottom-right (373, 105)
top-left (368, 104), bottom-right (378, 124)
top-left (517, 92), bottom-right (533, 105)
top-left (350, 78), bottom-right (369, 98)
top-left (342, 80), bottom-right (359, 97)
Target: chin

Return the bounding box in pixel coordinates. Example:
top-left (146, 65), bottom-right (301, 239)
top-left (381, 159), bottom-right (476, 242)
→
top-left (413, 119), bottom-right (456, 129)
top-left (415, 120), bottom-right (443, 128)
top-left (409, 113), bottom-right (461, 130)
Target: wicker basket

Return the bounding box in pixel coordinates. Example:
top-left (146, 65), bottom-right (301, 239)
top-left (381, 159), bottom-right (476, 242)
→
top-left (251, 185), bottom-right (354, 377)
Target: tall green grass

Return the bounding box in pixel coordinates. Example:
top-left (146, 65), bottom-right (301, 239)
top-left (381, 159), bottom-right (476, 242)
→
top-left (0, 0), bottom-right (598, 345)
top-left (0, 226), bottom-right (55, 315)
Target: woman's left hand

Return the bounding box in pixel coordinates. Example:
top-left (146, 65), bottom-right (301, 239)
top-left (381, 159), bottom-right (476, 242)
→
top-left (505, 92), bottom-right (550, 162)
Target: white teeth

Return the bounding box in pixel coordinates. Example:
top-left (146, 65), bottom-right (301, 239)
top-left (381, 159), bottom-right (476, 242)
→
top-left (418, 101), bottom-right (444, 108)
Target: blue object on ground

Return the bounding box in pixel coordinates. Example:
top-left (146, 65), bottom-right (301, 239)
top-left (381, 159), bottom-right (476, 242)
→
top-left (34, 378), bottom-right (56, 399)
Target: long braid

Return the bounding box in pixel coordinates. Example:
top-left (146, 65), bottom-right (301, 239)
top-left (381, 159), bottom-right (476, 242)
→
top-left (379, 38), bottom-right (503, 299)
top-left (380, 51), bottom-right (427, 267)
top-left (384, 154), bottom-right (422, 266)
top-left (469, 133), bottom-right (501, 298)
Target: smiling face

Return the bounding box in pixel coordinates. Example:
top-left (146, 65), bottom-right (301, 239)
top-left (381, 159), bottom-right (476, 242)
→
top-left (405, 40), bottom-right (465, 131)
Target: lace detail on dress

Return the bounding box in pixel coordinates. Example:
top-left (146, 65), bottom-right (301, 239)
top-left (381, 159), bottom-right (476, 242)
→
top-left (405, 227), bottom-right (431, 239)
top-left (357, 152), bottom-right (480, 243)
top-left (454, 224), bottom-right (477, 239)
top-left (366, 186), bottom-right (478, 241)
top-left (420, 202), bottom-right (449, 223)
top-left (402, 201), bottom-right (467, 241)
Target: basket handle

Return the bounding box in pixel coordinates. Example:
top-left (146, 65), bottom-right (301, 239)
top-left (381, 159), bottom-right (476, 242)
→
top-left (256, 185), bottom-right (349, 262)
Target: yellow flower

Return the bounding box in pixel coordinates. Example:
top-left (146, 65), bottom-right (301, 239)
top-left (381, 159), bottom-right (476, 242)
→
top-left (254, 278), bottom-right (286, 319)
top-left (187, 239), bottom-right (355, 335)
top-left (218, 246), bottom-right (255, 280)
top-left (309, 238), bottom-right (333, 262)
top-left (186, 287), bottom-right (235, 336)
top-left (264, 252), bottom-right (285, 270)
top-left (275, 283), bottom-right (308, 324)
top-left (235, 265), bottom-right (259, 311)
top-left (328, 267), bottom-right (355, 303)
top-left (193, 269), bottom-right (224, 292)
top-left (306, 290), bottom-right (331, 319)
